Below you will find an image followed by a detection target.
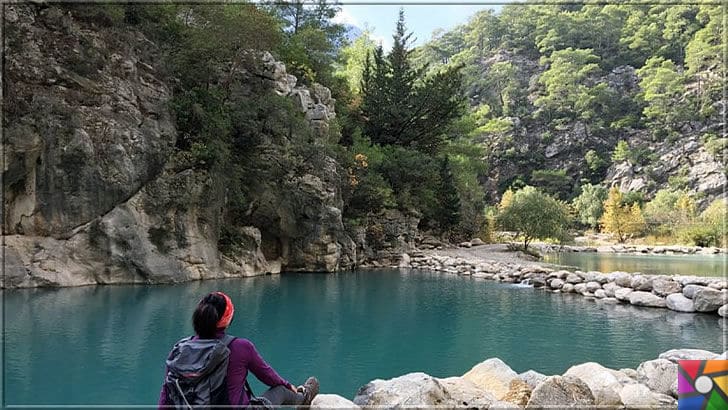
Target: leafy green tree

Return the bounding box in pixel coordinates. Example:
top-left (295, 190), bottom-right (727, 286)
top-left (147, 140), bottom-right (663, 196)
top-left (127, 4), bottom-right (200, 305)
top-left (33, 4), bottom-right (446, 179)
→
top-left (698, 199), bottom-right (728, 247)
top-left (585, 149), bottom-right (608, 176)
top-left (572, 183), bottom-right (608, 229)
top-left (269, 0), bottom-right (346, 84)
top-left (361, 10), bottom-right (465, 154)
top-left (496, 186), bottom-right (571, 251)
top-left (636, 57), bottom-right (693, 137)
top-left (612, 140), bottom-right (631, 162)
top-left (437, 157), bottom-right (461, 232)
top-left (534, 48), bottom-right (617, 130)
top-left (336, 30), bottom-right (378, 93)
top-left (685, 5), bottom-right (725, 117)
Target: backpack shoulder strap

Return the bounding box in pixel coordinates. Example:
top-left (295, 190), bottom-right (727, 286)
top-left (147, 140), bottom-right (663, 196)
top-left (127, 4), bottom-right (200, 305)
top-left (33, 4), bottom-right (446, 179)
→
top-left (221, 334), bottom-right (237, 347)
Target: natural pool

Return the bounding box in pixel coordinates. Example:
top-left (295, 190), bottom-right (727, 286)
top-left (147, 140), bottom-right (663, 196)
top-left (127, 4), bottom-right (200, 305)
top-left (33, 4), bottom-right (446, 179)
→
top-left (5, 270), bottom-right (725, 405)
top-left (542, 252), bottom-right (727, 277)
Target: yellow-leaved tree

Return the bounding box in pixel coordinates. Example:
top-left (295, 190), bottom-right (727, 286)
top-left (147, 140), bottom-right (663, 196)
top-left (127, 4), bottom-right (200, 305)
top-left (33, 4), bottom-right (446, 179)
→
top-left (499, 189), bottom-right (515, 210)
top-left (600, 187), bottom-right (646, 242)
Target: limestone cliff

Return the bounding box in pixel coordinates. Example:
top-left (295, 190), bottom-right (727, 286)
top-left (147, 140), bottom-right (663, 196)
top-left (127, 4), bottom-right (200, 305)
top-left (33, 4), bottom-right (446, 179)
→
top-left (2, 4), bottom-right (357, 288)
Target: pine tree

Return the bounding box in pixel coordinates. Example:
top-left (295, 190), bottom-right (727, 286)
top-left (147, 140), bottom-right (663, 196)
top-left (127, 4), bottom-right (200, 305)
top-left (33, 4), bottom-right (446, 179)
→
top-left (360, 9), bottom-right (465, 154)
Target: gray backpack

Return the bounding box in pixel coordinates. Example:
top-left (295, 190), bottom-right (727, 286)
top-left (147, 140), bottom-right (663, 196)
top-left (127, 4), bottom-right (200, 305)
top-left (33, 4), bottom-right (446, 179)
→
top-left (164, 335), bottom-right (236, 409)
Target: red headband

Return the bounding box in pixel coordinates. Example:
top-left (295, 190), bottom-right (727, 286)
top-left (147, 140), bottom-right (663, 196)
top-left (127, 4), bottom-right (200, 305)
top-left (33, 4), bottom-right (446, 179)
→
top-left (215, 291), bottom-right (234, 329)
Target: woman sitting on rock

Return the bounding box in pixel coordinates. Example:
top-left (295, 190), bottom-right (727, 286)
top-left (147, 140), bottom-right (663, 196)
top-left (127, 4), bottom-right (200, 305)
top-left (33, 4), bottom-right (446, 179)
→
top-left (158, 291), bottom-right (319, 408)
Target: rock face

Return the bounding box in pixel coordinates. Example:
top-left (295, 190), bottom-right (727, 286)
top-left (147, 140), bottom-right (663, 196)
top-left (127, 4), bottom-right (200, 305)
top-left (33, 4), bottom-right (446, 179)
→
top-left (2, 4), bottom-right (359, 288)
top-left (4, 5), bottom-right (176, 238)
top-left (518, 370), bottom-right (548, 390)
top-left (618, 383), bottom-right (675, 408)
top-left (350, 209), bottom-right (419, 267)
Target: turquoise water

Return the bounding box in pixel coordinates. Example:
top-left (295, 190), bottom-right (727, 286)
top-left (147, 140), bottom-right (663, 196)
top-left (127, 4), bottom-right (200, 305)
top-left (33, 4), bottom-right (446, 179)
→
top-left (543, 252), bottom-right (727, 277)
top-left (5, 270), bottom-right (725, 405)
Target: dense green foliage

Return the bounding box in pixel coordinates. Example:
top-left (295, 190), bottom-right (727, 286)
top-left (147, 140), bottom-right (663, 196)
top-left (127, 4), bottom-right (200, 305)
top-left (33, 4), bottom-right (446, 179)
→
top-left (417, 1), bottom-right (724, 204)
top-left (69, 3), bottom-right (724, 249)
top-left (572, 183), bottom-right (608, 229)
top-left (360, 11), bottom-right (466, 154)
top-left (496, 186), bottom-right (571, 250)
top-left (341, 10), bottom-right (486, 239)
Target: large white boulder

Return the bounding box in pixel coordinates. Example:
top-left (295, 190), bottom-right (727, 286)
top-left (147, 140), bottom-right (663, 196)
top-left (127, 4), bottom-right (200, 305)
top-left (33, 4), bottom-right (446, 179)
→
top-left (614, 287), bottom-right (633, 302)
top-left (666, 293), bottom-right (696, 312)
top-left (629, 291), bottom-right (666, 308)
top-left (525, 375), bottom-right (595, 409)
top-left (652, 278), bottom-right (682, 296)
top-left (636, 359), bottom-right (678, 397)
top-left (658, 349), bottom-right (720, 363)
top-left (619, 383), bottom-right (675, 407)
top-left (437, 376), bottom-right (497, 408)
top-left (352, 372), bottom-right (452, 407)
top-left (311, 394), bottom-right (360, 409)
top-left (563, 362), bottom-right (627, 406)
top-left (462, 358), bottom-right (518, 400)
top-left (693, 288), bottom-right (726, 312)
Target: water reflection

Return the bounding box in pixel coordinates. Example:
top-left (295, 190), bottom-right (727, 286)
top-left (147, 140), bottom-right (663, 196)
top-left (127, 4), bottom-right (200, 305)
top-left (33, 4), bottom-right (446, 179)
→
top-left (543, 252), bottom-right (727, 277)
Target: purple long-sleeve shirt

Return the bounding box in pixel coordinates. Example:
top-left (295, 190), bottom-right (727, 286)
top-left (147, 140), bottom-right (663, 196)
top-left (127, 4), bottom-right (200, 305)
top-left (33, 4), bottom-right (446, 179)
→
top-left (158, 330), bottom-right (290, 408)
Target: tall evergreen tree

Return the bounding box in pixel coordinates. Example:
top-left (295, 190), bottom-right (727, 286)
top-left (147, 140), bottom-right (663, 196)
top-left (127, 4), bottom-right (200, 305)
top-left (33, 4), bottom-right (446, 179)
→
top-left (360, 9), bottom-right (465, 154)
top-left (437, 157), bottom-right (461, 232)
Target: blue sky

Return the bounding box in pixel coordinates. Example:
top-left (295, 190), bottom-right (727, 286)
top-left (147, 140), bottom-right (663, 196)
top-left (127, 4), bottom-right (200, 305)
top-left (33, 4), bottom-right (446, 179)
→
top-left (333, 2), bottom-right (510, 50)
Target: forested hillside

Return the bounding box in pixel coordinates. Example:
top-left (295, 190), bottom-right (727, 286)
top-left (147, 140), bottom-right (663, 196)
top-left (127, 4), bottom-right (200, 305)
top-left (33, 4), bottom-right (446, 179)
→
top-left (337, 2), bottom-right (726, 246)
top-left (407, 2), bottom-right (724, 207)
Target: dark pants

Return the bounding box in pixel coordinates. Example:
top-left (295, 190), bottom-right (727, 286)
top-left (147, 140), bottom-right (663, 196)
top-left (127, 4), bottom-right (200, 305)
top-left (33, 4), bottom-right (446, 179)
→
top-left (261, 385), bottom-right (305, 406)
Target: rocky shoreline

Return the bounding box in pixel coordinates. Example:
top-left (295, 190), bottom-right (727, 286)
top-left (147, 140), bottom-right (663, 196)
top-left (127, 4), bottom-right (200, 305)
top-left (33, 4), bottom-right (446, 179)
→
top-left (532, 243), bottom-right (726, 255)
top-left (310, 348), bottom-right (725, 409)
top-left (396, 248), bottom-right (727, 317)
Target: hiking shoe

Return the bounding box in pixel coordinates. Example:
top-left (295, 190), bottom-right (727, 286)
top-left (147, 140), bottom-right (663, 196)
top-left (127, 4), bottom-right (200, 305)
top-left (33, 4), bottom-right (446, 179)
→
top-left (298, 376), bottom-right (319, 406)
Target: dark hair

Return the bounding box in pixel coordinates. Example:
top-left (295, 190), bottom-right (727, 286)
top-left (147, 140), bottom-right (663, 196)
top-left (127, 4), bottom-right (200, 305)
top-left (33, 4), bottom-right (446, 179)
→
top-left (193, 293), bottom-right (226, 339)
